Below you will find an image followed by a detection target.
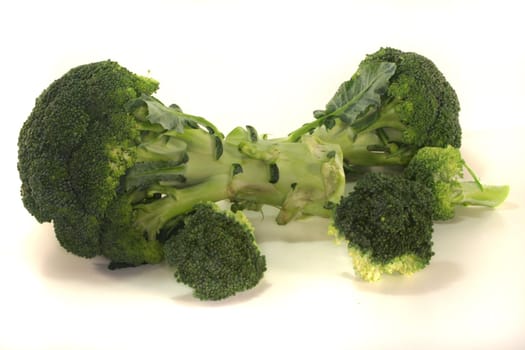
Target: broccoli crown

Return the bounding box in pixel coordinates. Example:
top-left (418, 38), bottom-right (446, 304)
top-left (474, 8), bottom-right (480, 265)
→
top-left (333, 172), bottom-right (434, 281)
top-left (290, 47), bottom-right (461, 167)
top-left (163, 202), bottom-right (266, 301)
top-left (361, 47), bottom-right (461, 149)
top-left (18, 60), bottom-right (158, 257)
top-left (404, 145), bottom-right (510, 220)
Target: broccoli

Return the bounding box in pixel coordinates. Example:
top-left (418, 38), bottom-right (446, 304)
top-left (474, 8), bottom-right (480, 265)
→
top-left (404, 145), bottom-right (510, 221)
top-left (288, 47), bottom-right (461, 168)
top-left (329, 172), bottom-right (435, 282)
top-left (163, 202), bottom-right (266, 300)
top-left (17, 60), bottom-right (345, 270)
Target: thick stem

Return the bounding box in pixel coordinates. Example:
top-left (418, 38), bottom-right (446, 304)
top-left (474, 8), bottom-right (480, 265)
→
top-left (134, 174), bottom-right (232, 239)
top-left (457, 182), bottom-right (510, 208)
top-left (312, 120), bottom-right (408, 166)
top-left (229, 134), bottom-right (346, 223)
top-left (129, 126), bottom-right (347, 237)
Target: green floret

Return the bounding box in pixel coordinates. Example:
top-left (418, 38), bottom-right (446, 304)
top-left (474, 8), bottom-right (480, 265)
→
top-left (18, 60), bottom-right (158, 258)
top-left (330, 172), bottom-right (434, 281)
top-left (163, 202), bottom-right (266, 301)
top-left (18, 60), bottom-right (346, 269)
top-left (404, 145), bottom-right (510, 220)
top-left (288, 47), bottom-right (461, 167)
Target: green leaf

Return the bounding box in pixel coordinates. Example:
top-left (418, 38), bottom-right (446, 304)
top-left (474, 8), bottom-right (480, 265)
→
top-left (323, 61), bottom-right (396, 124)
top-left (142, 95), bottom-right (185, 132)
top-left (135, 95), bottom-right (223, 137)
top-left (287, 61), bottom-right (396, 142)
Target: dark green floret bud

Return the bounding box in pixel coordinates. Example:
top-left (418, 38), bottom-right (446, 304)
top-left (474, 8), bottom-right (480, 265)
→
top-left (17, 60), bottom-right (158, 258)
top-left (331, 172), bottom-right (434, 281)
top-left (163, 202), bottom-right (266, 301)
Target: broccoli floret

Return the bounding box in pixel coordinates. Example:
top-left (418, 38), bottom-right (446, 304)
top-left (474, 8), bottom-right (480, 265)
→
top-left (288, 47), bottom-right (461, 167)
top-left (163, 202), bottom-right (266, 301)
top-left (404, 145), bottom-right (509, 220)
top-left (330, 172), bottom-right (434, 281)
top-left (18, 61), bottom-right (159, 258)
top-left (18, 60), bottom-right (345, 268)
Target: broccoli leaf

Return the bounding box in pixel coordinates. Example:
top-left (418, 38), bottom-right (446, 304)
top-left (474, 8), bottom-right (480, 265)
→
top-left (288, 61), bottom-right (396, 141)
top-left (138, 95), bottom-right (223, 136)
top-left (321, 61), bottom-right (396, 124)
top-left (142, 95), bottom-right (185, 132)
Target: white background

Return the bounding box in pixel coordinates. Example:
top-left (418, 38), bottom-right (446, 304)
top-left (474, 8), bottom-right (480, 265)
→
top-left (1, 1), bottom-right (524, 349)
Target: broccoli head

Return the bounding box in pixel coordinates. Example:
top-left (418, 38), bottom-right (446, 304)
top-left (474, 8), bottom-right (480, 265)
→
top-left (404, 145), bottom-right (509, 220)
top-left (163, 202), bottom-right (266, 301)
top-left (288, 47), bottom-right (461, 167)
top-left (18, 61), bottom-right (159, 258)
top-left (330, 172), bottom-right (434, 281)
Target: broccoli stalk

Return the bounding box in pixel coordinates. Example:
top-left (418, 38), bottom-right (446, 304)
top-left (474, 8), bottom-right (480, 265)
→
top-left (288, 47), bottom-right (461, 168)
top-left (404, 145), bottom-right (509, 220)
top-left (457, 182), bottom-right (510, 208)
top-left (121, 96), bottom-right (345, 244)
top-left (17, 60), bottom-right (346, 267)
top-left (126, 96), bottom-right (345, 227)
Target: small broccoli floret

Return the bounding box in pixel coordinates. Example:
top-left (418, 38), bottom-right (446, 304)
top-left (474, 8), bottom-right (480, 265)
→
top-left (288, 47), bottom-right (461, 167)
top-left (163, 202), bottom-right (266, 301)
top-left (331, 172), bottom-right (434, 281)
top-left (18, 60), bottom-right (345, 270)
top-left (404, 145), bottom-right (509, 220)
